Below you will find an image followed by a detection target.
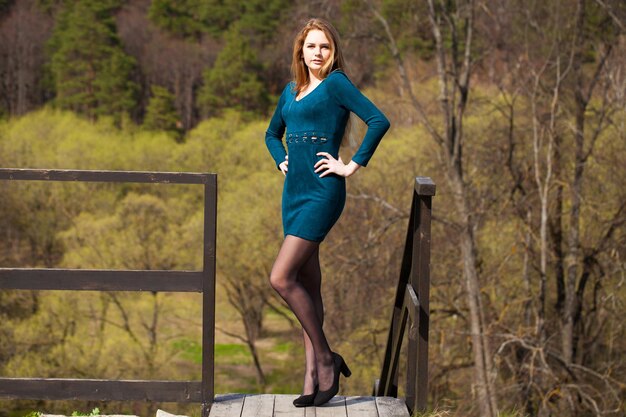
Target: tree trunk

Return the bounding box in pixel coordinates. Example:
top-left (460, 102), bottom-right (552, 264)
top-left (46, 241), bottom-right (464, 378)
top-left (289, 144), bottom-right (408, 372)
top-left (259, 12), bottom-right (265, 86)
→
top-left (563, 0), bottom-right (586, 365)
top-left (449, 168), bottom-right (498, 417)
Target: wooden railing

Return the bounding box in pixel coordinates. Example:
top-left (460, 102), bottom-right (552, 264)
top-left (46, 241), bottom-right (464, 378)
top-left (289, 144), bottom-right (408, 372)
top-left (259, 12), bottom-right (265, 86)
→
top-left (0, 168), bottom-right (217, 417)
top-left (375, 176), bottom-right (435, 415)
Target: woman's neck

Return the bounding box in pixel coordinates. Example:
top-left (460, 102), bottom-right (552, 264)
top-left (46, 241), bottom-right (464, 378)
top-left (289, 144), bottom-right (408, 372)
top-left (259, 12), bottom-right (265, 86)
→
top-left (308, 69), bottom-right (323, 84)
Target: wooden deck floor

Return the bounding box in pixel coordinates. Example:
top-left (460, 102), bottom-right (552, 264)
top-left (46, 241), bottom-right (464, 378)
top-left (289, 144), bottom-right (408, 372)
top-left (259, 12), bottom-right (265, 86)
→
top-left (209, 394), bottom-right (410, 417)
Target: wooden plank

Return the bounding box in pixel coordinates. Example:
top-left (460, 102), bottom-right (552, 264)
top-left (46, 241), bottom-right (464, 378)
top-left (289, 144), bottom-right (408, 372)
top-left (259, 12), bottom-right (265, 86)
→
top-left (415, 195), bottom-right (432, 412)
top-left (344, 396), bottom-right (378, 417)
top-left (0, 378), bottom-right (201, 402)
top-left (0, 269), bottom-right (203, 292)
top-left (405, 283), bottom-right (420, 411)
top-left (314, 396), bottom-right (346, 417)
top-left (304, 404), bottom-right (317, 417)
top-left (414, 177), bottom-right (436, 196)
top-left (0, 168), bottom-right (212, 184)
top-left (375, 397), bottom-right (409, 417)
top-left (376, 191), bottom-right (417, 397)
top-left (240, 394), bottom-right (274, 417)
top-left (208, 394), bottom-right (245, 417)
top-left (202, 178), bottom-right (218, 416)
top-left (274, 394), bottom-right (304, 416)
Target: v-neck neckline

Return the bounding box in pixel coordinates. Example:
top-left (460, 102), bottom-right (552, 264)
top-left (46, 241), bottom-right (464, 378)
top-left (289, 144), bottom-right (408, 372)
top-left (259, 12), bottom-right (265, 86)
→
top-left (295, 79), bottom-right (325, 102)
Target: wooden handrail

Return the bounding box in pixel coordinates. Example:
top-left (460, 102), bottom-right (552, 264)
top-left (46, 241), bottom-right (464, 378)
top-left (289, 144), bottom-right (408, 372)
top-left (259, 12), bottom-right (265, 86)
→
top-left (375, 177), bottom-right (435, 415)
top-left (0, 168), bottom-right (217, 417)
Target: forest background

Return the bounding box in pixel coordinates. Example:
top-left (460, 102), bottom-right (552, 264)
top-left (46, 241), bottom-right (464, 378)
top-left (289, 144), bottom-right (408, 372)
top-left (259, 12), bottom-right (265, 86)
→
top-left (0, 0), bottom-right (625, 416)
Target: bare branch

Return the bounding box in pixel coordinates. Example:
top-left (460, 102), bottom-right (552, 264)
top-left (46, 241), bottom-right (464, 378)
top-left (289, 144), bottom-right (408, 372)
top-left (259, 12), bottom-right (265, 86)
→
top-left (363, 0), bottom-right (445, 145)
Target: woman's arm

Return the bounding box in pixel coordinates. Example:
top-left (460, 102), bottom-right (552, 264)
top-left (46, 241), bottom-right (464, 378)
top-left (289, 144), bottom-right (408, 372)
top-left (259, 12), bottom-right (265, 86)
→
top-left (314, 71), bottom-right (390, 178)
top-left (327, 70), bottom-right (390, 167)
top-left (265, 83), bottom-right (291, 171)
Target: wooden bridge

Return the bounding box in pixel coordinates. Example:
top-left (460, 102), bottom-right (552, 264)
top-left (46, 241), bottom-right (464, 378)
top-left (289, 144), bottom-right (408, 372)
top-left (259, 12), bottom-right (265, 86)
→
top-left (209, 394), bottom-right (409, 417)
top-left (0, 168), bottom-right (435, 417)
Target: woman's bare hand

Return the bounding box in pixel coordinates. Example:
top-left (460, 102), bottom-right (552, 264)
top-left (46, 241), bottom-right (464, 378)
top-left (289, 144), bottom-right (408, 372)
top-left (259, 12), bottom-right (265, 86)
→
top-left (279, 155), bottom-right (288, 176)
top-left (314, 152), bottom-right (360, 178)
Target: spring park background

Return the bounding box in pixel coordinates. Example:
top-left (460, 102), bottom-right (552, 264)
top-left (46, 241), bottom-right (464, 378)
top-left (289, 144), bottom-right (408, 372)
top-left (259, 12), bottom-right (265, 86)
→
top-left (0, 0), bottom-right (624, 416)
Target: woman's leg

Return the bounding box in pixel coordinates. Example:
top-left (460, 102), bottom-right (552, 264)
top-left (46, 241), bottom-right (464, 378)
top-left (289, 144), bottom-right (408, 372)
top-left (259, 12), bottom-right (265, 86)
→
top-left (297, 246), bottom-right (324, 394)
top-left (269, 235), bottom-right (335, 391)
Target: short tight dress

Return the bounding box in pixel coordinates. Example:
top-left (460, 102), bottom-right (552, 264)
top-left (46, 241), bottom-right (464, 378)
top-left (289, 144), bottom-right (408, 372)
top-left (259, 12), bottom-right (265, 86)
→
top-left (265, 69), bottom-right (390, 242)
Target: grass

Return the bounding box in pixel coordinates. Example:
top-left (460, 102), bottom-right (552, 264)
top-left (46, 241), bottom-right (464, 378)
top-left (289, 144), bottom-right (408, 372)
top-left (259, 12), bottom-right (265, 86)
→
top-left (411, 408), bottom-right (529, 417)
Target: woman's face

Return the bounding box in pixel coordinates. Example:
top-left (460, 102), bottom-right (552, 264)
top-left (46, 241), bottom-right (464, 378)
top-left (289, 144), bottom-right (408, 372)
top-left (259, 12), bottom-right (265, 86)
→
top-left (302, 29), bottom-right (332, 75)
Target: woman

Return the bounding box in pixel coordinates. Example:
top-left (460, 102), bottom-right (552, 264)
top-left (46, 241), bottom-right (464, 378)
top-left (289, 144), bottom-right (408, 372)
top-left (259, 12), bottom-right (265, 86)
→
top-left (265, 18), bottom-right (390, 407)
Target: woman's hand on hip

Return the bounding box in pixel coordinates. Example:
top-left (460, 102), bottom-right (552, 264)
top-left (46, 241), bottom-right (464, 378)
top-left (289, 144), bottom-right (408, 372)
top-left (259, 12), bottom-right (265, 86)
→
top-left (279, 155), bottom-right (288, 176)
top-left (315, 152), bottom-right (361, 178)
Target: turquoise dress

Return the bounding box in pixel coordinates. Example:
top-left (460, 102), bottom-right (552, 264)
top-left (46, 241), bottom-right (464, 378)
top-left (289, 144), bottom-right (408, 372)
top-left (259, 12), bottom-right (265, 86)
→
top-left (265, 70), bottom-right (390, 242)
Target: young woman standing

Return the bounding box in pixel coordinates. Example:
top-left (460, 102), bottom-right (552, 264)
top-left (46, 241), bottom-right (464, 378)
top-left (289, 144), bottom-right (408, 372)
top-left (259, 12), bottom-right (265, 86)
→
top-left (265, 18), bottom-right (390, 407)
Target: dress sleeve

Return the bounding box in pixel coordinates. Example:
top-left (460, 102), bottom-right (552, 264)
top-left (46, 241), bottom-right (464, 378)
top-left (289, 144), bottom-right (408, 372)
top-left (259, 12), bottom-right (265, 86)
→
top-left (327, 70), bottom-right (390, 167)
top-left (265, 83), bottom-right (291, 170)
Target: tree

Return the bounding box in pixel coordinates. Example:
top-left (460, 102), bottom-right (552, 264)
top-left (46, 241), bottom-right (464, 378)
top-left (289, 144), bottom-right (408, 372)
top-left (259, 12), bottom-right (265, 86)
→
top-left (143, 85), bottom-right (182, 141)
top-left (148, 0), bottom-right (289, 41)
top-left (0, 0), bottom-right (13, 15)
top-left (148, 0), bottom-right (237, 39)
top-left (466, 0), bottom-right (626, 414)
top-left (197, 23), bottom-right (269, 117)
top-left (48, 0), bottom-right (137, 123)
top-left (365, 0), bottom-right (499, 415)
top-left (0, 0), bottom-right (53, 116)
top-left (0, 290), bottom-right (38, 371)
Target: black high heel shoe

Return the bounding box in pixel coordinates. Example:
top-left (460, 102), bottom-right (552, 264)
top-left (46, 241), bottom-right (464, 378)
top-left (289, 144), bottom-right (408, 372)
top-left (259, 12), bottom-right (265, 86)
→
top-left (313, 352), bottom-right (351, 406)
top-left (293, 384), bottom-right (319, 407)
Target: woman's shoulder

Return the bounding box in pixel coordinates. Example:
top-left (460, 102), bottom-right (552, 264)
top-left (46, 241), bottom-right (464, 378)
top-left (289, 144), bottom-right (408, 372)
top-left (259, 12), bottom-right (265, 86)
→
top-left (327, 69), bottom-right (350, 81)
top-left (276, 80), bottom-right (296, 103)
top-left (325, 69), bottom-right (360, 101)
top-left (281, 80), bottom-right (296, 94)
top-left (325, 69), bottom-right (356, 89)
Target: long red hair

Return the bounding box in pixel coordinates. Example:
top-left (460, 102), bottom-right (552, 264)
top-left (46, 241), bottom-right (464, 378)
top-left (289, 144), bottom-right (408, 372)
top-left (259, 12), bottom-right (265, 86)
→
top-left (291, 18), bottom-right (346, 94)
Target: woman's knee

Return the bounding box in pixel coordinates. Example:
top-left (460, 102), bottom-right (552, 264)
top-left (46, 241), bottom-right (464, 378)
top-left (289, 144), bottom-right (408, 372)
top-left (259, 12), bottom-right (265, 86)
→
top-left (269, 270), bottom-right (292, 294)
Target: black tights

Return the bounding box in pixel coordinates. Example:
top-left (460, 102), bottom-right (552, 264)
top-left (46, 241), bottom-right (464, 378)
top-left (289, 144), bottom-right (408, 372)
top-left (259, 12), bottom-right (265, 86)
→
top-left (269, 235), bottom-right (334, 393)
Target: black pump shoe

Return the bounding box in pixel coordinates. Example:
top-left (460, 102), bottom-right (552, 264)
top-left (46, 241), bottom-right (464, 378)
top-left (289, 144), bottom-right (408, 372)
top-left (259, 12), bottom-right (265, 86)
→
top-left (313, 352), bottom-right (351, 407)
top-left (293, 384), bottom-right (319, 407)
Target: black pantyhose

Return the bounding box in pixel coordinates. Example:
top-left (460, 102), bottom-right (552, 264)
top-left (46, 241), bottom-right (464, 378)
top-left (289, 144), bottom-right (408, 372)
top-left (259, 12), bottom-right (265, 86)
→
top-left (269, 235), bottom-right (334, 393)
top-left (298, 246), bottom-right (323, 394)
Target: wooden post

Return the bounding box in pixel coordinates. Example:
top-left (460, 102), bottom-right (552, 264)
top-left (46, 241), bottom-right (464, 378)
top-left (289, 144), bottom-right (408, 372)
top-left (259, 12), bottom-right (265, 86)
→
top-left (411, 177), bottom-right (434, 412)
top-left (202, 177), bottom-right (218, 417)
top-left (376, 176), bottom-right (435, 414)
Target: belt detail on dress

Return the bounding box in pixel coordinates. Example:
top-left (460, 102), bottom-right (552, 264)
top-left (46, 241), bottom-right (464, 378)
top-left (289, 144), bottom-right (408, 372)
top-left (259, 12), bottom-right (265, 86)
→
top-left (287, 132), bottom-right (329, 144)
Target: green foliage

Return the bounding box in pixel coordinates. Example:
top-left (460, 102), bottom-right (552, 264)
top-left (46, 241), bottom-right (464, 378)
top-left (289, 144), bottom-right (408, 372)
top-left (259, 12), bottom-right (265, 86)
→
top-left (198, 24), bottom-right (269, 116)
top-left (60, 192), bottom-right (200, 270)
top-left (23, 412), bottom-right (42, 417)
top-left (71, 408), bottom-right (100, 417)
top-left (380, 0), bottom-right (432, 56)
top-left (148, 0), bottom-right (237, 39)
top-left (0, 291), bottom-right (38, 366)
top-left (143, 85), bottom-right (182, 141)
top-left (147, 0), bottom-right (289, 40)
top-left (0, 0), bottom-right (14, 15)
top-left (0, 104), bottom-right (8, 121)
top-left (340, 0), bottom-right (433, 68)
top-left (48, 0), bottom-right (137, 124)
top-left (37, 0), bottom-right (123, 13)
top-left (234, 0), bottom-right (290, 40)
